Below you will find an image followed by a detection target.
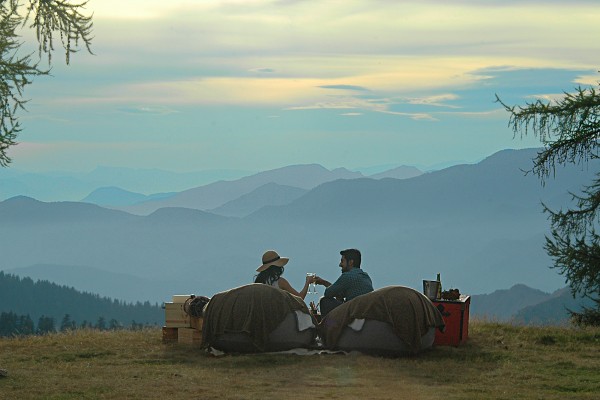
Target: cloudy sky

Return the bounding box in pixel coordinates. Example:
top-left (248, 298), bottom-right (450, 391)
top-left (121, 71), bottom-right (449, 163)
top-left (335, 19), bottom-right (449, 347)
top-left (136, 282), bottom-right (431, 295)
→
top-left (8, 0), bottom-right (600, 173)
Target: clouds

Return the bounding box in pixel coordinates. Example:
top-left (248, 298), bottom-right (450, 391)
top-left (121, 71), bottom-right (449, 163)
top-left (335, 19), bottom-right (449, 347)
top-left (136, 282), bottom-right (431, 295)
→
top-left (117, 106), bottom-right (179, 115)
top-left (319, 85), bottom-right (369, 92)
top-left (11, 0), bottom-right (600, 172)
top-left (86, 0), bottom-right (600, 111)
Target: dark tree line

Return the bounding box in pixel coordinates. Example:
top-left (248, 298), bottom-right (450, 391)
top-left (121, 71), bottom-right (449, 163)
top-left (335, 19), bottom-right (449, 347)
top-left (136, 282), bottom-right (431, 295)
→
top-left (0, 311), bottom-right (152, 337)
top-left (0, 271), bottom-right (163, 329)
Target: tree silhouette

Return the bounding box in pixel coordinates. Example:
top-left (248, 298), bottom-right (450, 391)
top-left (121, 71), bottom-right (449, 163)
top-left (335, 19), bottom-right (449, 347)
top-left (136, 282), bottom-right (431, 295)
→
top-left (0, 0), bottom-right (93, 166)
top-left (37, 315), bottom-right (55, 334)
top-left (498, 86), bottom-right (600, 325)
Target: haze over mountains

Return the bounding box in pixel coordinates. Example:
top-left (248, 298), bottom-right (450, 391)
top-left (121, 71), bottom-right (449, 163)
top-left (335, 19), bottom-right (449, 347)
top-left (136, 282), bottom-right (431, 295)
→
top-left (0, 163), bottom-right (424, 204)
top-left (0, 148), bottom-right (595, 322)
top-left (115, 164), bottom-right (365, 215)
top-left (0, 167), bottom-right (253, 202)
top-left (470, 284), bottom-right (594, 325)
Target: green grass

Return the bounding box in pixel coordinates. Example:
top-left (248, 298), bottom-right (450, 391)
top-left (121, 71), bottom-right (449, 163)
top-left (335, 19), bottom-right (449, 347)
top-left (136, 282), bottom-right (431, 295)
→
top-left (1, 321), bottom-right (599, 399)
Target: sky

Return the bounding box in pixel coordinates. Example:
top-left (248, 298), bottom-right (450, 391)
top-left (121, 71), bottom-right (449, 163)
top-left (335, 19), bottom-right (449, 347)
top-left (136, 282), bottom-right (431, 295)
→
top-left (7, 0), bottom-right (600, 174)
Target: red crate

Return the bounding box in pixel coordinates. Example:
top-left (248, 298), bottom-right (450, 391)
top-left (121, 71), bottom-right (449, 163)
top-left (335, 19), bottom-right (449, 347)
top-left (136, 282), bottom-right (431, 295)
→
top-left (432, 296), bottom-right (470, 346)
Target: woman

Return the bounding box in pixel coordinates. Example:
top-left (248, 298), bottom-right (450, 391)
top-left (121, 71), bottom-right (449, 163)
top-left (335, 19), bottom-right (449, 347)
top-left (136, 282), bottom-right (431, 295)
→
top-left (254, 250), bottom-right (312, 300)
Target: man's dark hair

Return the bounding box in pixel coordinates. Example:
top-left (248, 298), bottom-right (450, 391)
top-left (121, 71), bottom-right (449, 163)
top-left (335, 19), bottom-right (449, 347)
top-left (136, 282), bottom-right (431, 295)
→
top-left (340, 248), bottom-right (361, 268)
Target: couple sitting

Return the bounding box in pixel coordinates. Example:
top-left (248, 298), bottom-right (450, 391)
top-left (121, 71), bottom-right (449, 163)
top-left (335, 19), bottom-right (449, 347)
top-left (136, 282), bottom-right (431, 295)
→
top-left (254, 248), bottom-right (374, 317)
top-left (203, 248), bottom-right (444, 354)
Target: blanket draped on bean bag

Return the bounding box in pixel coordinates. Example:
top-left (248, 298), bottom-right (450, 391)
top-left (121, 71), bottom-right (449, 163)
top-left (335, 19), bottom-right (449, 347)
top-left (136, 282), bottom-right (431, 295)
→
top-left (201, 283), bottom-right (314, 352)
top-left (320, 285), bottom-right (445, 354)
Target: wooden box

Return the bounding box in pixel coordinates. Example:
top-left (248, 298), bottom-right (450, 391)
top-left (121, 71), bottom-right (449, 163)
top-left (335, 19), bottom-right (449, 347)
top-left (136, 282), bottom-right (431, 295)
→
top-left (433, 295), bottom-right (471, 346)
top-left (172, 295), bottom-right (193, 303)
top-left (164, 302), bottom-right (191, 328)
top-left (178, 327), bottom-right (202, 345)
top-left (190, 316), bottom-right (203, 330)
top-left (162, 326), bottom-right (178, 343)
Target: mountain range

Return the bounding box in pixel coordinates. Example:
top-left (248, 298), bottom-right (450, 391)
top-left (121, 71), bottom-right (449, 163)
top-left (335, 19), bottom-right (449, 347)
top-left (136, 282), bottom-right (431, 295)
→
top-left (0, 148), bottom-right (597, 319)
top-left (81, 187), bottom-right (175, 207)
top-left (470, 284), bottom-right (595, 325)
top-left (115, 164), bottom-right (364, 215)
top-left (0, 166), bottom-right (253, 202)
top-left (0, 164), bottom-right (424, 204)
top-left (80, 164), bottom-right (424, 215)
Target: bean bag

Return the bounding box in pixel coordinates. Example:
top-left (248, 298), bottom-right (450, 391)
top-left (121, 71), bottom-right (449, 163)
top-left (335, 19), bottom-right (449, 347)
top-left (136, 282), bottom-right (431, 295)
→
top-left (335, 319), bottom-right (436, 356)
top-left (320, 285), bottom-right (444, 355)
top-left (202, 283), bottom-right (316, 353)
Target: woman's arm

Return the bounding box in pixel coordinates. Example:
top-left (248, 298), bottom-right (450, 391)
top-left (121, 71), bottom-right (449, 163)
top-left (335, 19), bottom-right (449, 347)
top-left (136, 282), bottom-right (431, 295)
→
top-left (278, 276), bottom-right (311, 300)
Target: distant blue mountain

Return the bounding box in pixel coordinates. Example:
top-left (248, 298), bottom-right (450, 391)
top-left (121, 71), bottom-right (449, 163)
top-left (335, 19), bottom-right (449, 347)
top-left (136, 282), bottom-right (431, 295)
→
top-left (0, 166), bottom-right (252, 201)
top-left (471, 284), bottom-right (595, 325)
top-left (81, 186), bottom-right (175, 207)
top-left (0, 196), bottom-right (138, 224)
top-left (471, 284), bottom-right (551, 320)
top-left (369, 165), bottom-right (423, 180)
top-left (209, 183), bottom-right (308, 217)
top-left (1, 148), bottom-right (597, 304)
top-left (121, 164), bottom-right (363, 215)
top-left (144, 207), bottom-right (231, 225)
top-left (513, 288), bottom-right (596, 325)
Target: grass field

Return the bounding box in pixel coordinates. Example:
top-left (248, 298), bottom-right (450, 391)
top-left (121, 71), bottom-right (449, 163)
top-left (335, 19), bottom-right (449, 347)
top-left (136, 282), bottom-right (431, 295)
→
top-left (1, 321), bottom-right (599, 399)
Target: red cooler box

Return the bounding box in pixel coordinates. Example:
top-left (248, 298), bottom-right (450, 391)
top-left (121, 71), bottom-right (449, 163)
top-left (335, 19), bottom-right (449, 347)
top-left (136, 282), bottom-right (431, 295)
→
top-left (432, 295), bottom-right (470, 346)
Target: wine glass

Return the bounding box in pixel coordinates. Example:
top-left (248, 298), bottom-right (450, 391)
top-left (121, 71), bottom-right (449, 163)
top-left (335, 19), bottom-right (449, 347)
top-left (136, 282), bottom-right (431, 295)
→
top-left (307, 272), bottom-right (317, 294)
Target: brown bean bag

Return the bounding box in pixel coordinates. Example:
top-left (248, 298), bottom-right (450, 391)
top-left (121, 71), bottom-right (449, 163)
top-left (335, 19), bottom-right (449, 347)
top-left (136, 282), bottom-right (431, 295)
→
top-left (321, 286), bottom-right (445, 355)
top-left (202, 283), bottom-right (316, 353)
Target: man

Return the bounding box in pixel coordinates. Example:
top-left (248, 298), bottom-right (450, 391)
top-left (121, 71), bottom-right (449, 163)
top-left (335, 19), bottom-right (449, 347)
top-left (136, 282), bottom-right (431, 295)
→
top-left (314, 248), bottom-right (374, 317)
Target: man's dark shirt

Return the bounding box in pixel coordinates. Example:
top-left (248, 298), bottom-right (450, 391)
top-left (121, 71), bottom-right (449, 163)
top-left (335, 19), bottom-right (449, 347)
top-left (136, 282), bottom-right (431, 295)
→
top-left (323, 268), bottom-right (373, 302)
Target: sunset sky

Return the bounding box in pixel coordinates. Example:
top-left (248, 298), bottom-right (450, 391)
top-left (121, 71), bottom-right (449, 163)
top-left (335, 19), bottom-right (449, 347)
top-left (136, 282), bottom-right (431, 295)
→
top-left (8, 0), bottom-right (600, 174)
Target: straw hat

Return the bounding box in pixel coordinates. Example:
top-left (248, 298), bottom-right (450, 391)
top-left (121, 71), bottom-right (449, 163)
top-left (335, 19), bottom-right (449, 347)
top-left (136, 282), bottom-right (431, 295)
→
top-left (256, 250), bottom-right (289, 272)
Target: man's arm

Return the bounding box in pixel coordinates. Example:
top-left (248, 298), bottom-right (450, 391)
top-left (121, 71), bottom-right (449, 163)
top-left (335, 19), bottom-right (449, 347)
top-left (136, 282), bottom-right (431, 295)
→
top-left (314, 276), bottom-right (331, 287)
top-left (322, 274), bottom-right (349, 299)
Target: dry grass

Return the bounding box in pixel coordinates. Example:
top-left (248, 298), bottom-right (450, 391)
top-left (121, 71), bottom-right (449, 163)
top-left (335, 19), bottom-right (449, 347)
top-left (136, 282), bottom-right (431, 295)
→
top-left (1, 321), bottom-right (599, 399)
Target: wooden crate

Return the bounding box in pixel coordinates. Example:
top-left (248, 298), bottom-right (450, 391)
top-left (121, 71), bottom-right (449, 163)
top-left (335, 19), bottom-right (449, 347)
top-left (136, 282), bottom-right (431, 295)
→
top-left (162, 326), bottom-right (178, 343)
top-left (164, 302), bottom-right (191, 328)
top-left (177, 327), bottom-right (202, 345)
top-left (190, 316), bottom-right (203, 330)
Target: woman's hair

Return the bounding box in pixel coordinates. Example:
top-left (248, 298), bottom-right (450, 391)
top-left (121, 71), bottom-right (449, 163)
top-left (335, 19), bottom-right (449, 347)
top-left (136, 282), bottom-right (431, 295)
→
top-left (254, 265), bottom-right (284, 285)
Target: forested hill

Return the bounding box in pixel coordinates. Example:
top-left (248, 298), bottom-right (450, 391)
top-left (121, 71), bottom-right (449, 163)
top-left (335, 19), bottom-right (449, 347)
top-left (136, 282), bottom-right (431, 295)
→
top-left (0, 272), bottom-right (163, 328)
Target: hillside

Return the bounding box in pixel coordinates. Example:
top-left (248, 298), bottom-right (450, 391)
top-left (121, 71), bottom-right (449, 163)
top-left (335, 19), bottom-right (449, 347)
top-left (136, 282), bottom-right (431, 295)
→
top-left (470, 284), bottom-right (551, 320)
top-left (4, 264), bottom-right (180, 303)
top-left (1, 322), bottom-right (599, 399)
top-left (513, 288), bottom-right (596, 325)
top-left (0, 272), bottom-right (163, 327)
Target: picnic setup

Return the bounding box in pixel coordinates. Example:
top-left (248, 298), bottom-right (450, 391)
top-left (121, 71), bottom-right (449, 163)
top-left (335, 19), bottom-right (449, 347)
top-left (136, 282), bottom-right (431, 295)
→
top-left (162, 252), bottom-right (471, 356)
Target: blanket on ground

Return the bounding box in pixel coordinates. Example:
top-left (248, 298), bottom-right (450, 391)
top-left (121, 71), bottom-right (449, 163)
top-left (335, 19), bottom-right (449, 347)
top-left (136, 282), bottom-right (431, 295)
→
top-left (201, 283), bottom-right (309, 351)
top-left (321, 285), bottom-right (445, 354)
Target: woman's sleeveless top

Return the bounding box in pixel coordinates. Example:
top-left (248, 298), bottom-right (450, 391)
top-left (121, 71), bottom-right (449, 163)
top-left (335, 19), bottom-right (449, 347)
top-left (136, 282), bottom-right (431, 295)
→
top-left (267, 278), bottom-right (280, 289)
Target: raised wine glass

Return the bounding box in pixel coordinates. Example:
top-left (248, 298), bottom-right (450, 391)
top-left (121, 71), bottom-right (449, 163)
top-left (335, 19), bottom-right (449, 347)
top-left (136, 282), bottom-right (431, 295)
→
top-left (307, 272), bottom-right (317, 294)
